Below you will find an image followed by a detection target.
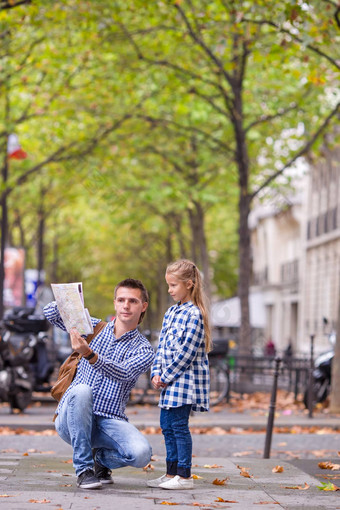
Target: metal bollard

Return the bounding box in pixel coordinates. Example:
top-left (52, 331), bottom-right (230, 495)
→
top-left (263, 357), bottom-right (282, 459)
top-left (308, 334), bottom-right (315, 419)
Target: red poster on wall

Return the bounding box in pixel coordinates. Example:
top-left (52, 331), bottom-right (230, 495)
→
top-left (4, 247), bottom-right (25, 307)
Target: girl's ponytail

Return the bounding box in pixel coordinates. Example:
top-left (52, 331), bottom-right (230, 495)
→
top-left (166, 259), bottom-right (212, 353)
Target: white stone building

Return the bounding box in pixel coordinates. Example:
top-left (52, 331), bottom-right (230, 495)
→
top-left (249, 191), bottom-right (304, 354)
top-left (301, 145), bottom-right (340, 353)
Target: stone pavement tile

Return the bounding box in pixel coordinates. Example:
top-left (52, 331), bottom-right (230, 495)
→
top-left (1, 452), bottom-right (340, 509)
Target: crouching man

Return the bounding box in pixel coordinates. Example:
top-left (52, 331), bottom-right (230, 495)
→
top-left (44, 278), bottom-right (155, 489)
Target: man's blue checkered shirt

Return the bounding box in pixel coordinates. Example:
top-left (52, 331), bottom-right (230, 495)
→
top-left (44, 302), bottom-right (155, 421)
top-left (151, 301), bottom-right (209, 412)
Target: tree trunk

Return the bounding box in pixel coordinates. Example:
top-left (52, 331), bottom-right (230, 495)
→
top-left (0, 141), bottom-right (9, 319)
top-left (238, 190), bottom-right (252, 355)
top-left (188, 201), bottom-right (211, 300)
top-left (37, 189), bottom-right (46, 288)
top-left (233, 80), bottom-right (252, 356)
top-left (329, 287), bottom-right (340, 412)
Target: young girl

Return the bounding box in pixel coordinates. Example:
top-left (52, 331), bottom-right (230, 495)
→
top-left (147, 259), bottom-right (212, 490)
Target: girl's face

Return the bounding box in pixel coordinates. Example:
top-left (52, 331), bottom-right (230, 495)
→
top-left (165, 273), bottom-right (193, 304)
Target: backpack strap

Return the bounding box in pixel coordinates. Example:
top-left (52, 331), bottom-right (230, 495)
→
top-left (85, 320), bottom-right (107, 345)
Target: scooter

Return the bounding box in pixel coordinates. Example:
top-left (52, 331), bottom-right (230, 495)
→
top-left (303, 349), bottom-right (333, 408)
top-left (0, 307), bottom-right (54, 411)
top-left (0, 332), bottom-right (35, 412)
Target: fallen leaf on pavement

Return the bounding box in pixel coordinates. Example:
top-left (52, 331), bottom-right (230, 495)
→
top-left (233, 451), bottom-right (254, 457)
top-left (237, 465), bottom-right (252, 478)
top-left (318, 461), bottom-right (340, 470)
top-left (192, 474), bottom-right (203, 479)
top-left (317, 482), bottom-right (340, 491)
top-left (283, 482), bottom-right (310, 490)
top-left (272, 466), bottom-right (284, 473)
top-left (160, 502), bottom-right (179, 505)
top-left (22, 453), bottom-right (29, 456)
top-left (212, 477), bottom-right (228, 485)
top-left (62, 459), bottom-right (73, 464)
top-left (143, 463), bottom-right (154, 471)
top-left (204, 464), bottom-right (222, 468)
top-left (28, 499), bottom-right (51, 503)
top-left (215, 497), bottom-right (238, 502)
top-left (0, 495), bottom-right (15, 498)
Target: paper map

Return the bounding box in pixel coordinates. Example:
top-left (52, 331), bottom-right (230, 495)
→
top-left (51, 282), bottom-right (94, 335)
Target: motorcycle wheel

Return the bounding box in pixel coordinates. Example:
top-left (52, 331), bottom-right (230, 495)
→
top-left (303, 380), bottom-right (329, 409)
top-left (9, 388), bottom-right (33, 412)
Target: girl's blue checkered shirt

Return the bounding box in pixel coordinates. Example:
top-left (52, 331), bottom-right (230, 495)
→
top-left (44, 302), bottom-right (155, 421)
top-left (151, 301), bottom-right (210, 412)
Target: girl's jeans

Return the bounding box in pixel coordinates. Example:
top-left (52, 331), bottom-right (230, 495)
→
top-left (55, 384), bottom-right (152, 476)
top-left (160, 404), bottom-right (192, 478)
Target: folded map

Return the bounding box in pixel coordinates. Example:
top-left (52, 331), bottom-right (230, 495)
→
top-left (51, 282), bottom-right (93, 335)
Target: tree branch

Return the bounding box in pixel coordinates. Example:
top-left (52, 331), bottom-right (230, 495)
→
top-left (134, 113), bottom-right (234, 154)
top-left (174, 2), bottom-right (232, 85)
top-left (245, 102), bottom-right (299, 132)
top-left (242, 17), bottom-right (340, 71)
top-left (0, 0), bottom-right (31, 10)
top-left (251, 102), bottom-right (340, 199)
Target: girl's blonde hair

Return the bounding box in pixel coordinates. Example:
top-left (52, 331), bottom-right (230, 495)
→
top-left (166, 259), bottom-right (212, 353)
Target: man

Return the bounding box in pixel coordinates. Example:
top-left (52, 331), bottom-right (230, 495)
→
top-left (44, 278), bottom-right (155, 490)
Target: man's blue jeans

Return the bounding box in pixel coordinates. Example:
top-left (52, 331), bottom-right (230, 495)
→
top-left (55, 384), bottom-right (152, 476)
top-left (160, 404), bottom-right (192, 478)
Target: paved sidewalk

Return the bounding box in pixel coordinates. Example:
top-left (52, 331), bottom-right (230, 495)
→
top-left (0, 400), bottom-right (339, 431)
top-left (1, 447), bottom-right (340, 509)
top-left (1, 402), bottom-right (340, 508)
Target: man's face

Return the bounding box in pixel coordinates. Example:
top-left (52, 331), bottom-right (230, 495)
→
top-left (114, 287), bottom-right (148, 329)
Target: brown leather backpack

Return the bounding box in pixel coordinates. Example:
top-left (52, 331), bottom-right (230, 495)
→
top-left (51, 321), bottom-right (107, 403)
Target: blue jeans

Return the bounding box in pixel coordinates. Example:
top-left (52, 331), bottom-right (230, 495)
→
top-left (160, 404), bottom-right (192, 478)
top-left (55, 384), bottom-right (152, 476)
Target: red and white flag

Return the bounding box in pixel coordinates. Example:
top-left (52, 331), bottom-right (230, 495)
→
top-left (7, 133), bottom-right (28, 159)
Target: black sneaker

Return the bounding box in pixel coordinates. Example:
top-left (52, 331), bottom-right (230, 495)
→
top-left (77, 469), bottom-right (102, 489)
top-left (93, 448), bottom-right (114, 484)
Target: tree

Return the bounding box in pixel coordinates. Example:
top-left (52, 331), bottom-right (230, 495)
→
top-left (110, 0), bottom-right (339, 354)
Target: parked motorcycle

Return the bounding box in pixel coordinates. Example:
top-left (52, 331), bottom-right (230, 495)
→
top-left (303, 349), bottom-right (333, 408)
top-left (0, 306), bottom-right (54, 411)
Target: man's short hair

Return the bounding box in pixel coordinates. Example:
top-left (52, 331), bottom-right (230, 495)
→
top-left (114, 278), bottom-right (149, 324)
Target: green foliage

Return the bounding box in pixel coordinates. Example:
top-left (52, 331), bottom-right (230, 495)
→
top-left (0, 0), bottom-right (338, 327)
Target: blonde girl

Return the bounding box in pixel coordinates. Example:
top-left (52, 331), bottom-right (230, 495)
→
top-left (147, 259), bottom-right (211, 490)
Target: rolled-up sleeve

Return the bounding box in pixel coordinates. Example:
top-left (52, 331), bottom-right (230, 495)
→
top-left (43, 301), bottom-right (66, 331)
top-left (92, 345), bottom-right (155, 382)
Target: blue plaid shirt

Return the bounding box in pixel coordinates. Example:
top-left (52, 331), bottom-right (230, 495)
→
top-left (44, 302), bottom-right (155, 421)
top-left (151, 301), bottom-right (209, 412)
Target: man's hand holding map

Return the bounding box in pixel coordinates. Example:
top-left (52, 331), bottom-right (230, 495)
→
top-left (51, 282), bottom-right (93, 336)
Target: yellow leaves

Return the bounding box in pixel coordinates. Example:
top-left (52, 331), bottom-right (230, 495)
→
top-left (318, 461), bottom-right (340, 470)
top-left (28, 499), bottom-right (51, 504)
top-left (283, 482), bottom-right (310, 490)
top-left (143, 463), bottom-right (154, 471)
top-left (212, 477), bottom-right (228, 485)
top-left (317, 482), bottom-right (340, 491)
top-left (215, 497), bottom-right (238, 503)
top-left (160, 502), bottom-right (178, 506)
top-left (237, 465), bottom-right (252, 478)
top-left (191, 474), bottom-right (203, 479)
top-left (272, 465), bottom-right (284, 473)
top-left (0, 495), bottom-right (15, 498)
top-left (203, 464), bottom-right (222, 468)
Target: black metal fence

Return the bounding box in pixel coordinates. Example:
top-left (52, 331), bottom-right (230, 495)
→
top-left (227, 355), bottom-right (310, 398)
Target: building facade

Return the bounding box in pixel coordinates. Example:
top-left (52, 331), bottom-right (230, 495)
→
top-left (249, 192), bottom-right (304, 354)
top-left (301, 145), bottom-right (340, 353)
top-left (249, 144), bottom-right (340, 355)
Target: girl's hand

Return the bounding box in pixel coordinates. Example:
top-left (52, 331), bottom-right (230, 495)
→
top-left (151, 375), bottom-right (167, 390)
